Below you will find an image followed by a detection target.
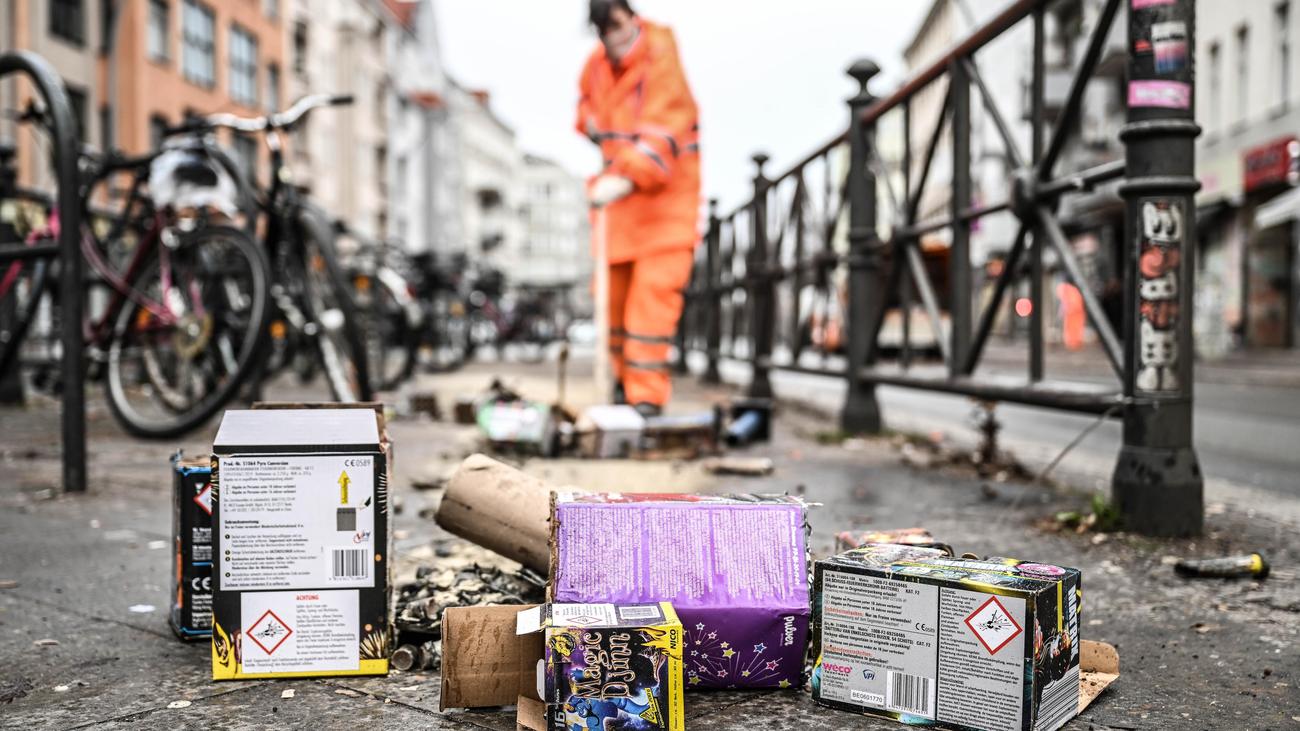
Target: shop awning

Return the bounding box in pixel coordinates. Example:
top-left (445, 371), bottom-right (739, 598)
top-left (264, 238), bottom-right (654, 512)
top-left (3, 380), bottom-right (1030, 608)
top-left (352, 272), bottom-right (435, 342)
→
top-left (1254, 186), bottom-right (1300, 230)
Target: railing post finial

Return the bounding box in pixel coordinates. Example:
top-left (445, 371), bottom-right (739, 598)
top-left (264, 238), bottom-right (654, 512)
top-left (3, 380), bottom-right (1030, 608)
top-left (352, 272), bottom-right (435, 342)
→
top-left (847, 58), bottom-right (881, 100)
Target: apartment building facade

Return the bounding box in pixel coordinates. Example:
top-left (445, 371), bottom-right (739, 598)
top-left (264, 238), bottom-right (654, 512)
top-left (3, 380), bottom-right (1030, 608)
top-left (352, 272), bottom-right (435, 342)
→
top-left (517, 153), bottom-right (589, 290)
top-left (287, 0), bottom-right (392, 240)
top-left (1197, 0), bottom-right (1300, 353)
top-left (1, 0), bottom-right (285, 187)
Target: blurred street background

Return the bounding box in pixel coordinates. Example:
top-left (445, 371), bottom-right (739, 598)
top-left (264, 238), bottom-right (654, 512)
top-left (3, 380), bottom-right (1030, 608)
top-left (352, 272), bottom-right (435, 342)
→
top-left (2, 0), bottom-right (1300, 728)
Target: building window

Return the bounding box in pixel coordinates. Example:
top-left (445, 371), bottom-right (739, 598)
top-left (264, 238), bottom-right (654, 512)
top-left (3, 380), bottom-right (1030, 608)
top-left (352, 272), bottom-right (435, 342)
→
top-left (263, 0), bottom-right (278, 20)
top-left (64, 85), bottom-right (88, 142)
top-left (293, 21), bottom-right (309, 77)
top-left (266, 63), bottom-right (281, 113)
top-left (229, 25), bottom-right (259, 107)
top-left (99, 105), bottom-right (113, 150)
top-left (181, 0), bottom-right (216, 88)
top-left (148, 0), bottom-right (170, 62)
top-left (1278, 2), bottom-right (1292, 110)
top-left (232, 133), bottom-right (259, 181)
top-left (1237, 25), bottom-right (1250, 125)
top-left (150, 115), bottom-right (170, 149)
top-left (1208, 42), bottom-right (1221, 134)
top-left (50, 0), bottom-right (86, 45)
top-left (100, 0), bottom-right (115, 53)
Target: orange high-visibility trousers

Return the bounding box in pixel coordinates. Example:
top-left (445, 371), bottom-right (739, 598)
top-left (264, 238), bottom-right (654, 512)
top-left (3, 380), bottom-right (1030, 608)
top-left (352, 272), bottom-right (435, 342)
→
top-left (605, 248), bottom-right (695, 407)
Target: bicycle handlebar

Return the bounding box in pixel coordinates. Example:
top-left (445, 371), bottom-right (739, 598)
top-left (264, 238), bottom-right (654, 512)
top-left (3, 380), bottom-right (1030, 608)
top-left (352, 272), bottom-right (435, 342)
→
top-left (163, 93), bottom-right (355, 139)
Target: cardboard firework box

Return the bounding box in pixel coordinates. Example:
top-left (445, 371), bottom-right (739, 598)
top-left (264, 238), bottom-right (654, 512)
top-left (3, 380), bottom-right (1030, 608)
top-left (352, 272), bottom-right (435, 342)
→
top-left (520, 602), bottom-right (685, 731)
top-left (210, 409), bottom-right (391, 679)
top-left (811, 545), bottom-right (1108, 731)
top-left (550, 493), bottom-right (810, 690)
top-left (170, 451), bottom-right (214, 641)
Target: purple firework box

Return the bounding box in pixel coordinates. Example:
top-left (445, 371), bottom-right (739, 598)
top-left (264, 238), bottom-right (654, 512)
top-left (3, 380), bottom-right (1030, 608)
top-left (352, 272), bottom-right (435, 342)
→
top-left (549, 493), bottom-right (810, 690)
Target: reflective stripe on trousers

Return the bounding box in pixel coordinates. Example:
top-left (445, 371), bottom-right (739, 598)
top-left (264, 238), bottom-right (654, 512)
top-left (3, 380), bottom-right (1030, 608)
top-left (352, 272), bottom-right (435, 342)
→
top-left (603, 247), bottom-right (695, 407)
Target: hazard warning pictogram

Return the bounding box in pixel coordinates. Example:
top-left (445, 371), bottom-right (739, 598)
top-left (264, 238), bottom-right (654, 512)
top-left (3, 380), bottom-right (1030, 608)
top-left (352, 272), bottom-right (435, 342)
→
top-left (963, 596), bottom-right (1022, 655)
top-left (565, 614), bottom-right (603, 627)
top-left (247, 609), bottom-right (293, 655)
top-left (193, 483), bottom-right (212, 516)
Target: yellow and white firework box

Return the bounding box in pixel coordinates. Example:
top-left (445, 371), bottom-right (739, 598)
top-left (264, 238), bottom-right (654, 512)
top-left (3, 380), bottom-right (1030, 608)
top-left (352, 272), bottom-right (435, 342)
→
top-left (210, 408), bottom-right (391, 680)
top-left (811, 546), bottom-right (1093, 731)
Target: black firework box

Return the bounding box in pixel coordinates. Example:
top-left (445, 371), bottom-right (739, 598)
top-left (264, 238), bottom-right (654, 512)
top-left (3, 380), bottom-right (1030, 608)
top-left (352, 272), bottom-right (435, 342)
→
top-left (810, 545), bottom-right (1116, 731)
top-left (210, 408), bottom-right (391, 679)
top-left (170, 451), bottom-right (214, 641)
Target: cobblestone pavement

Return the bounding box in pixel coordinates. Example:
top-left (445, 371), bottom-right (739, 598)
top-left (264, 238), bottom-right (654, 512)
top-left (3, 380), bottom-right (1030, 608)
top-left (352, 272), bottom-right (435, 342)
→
top-left (0, 362), bottom-right (1296, 730)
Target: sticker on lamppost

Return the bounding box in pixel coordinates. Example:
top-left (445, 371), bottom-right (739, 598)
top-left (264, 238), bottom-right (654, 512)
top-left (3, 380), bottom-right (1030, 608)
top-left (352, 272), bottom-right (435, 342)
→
top-left (1136, 199), bottom-right (1183, 393)
top-left (963, 596), bottom-right (1023, 655)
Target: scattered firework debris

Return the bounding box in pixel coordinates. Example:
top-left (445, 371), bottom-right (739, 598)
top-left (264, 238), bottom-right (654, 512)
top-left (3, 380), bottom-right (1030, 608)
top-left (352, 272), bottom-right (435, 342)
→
top-left (390, 548), bottom-right (546, 672)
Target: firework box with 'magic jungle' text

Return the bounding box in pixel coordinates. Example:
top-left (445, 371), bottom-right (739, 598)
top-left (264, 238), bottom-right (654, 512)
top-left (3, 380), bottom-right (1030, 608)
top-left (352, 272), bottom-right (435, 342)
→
top-left (811, 545), bottom-right (1118, 731)
top-left (549, 492), bottom-right (810, 691)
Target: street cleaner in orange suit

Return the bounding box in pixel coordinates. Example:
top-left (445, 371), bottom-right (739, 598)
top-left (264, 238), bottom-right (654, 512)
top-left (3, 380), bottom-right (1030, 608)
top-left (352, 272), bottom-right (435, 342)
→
top-left (579, 0), bottom-right (701, 417)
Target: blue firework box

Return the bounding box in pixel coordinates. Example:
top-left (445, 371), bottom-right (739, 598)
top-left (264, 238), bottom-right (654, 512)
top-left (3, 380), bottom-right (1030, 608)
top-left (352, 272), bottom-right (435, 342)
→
top-left (550, 493), bottom-right (810, 690)
top-left (811, 545), bottom-right (1103, 731)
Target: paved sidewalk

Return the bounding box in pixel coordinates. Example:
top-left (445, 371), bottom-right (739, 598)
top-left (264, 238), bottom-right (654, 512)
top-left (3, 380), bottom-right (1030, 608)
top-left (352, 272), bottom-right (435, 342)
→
top-left (0, 363), bottom-right (1297, 730)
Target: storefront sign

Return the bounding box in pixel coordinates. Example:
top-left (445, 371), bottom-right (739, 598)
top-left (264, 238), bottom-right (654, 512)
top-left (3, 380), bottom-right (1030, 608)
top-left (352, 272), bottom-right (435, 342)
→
top-left (1243, 137), bottom-right (1300, 193)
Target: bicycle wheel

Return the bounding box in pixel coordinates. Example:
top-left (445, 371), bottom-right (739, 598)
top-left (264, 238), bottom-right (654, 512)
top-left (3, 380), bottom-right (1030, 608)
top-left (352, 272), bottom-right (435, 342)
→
top-left (297, 208), bottom-right (372, 402)
top-left (105, 224), bottom-right (271, 438)
top-left (354, 269), bottom-right (414, 392)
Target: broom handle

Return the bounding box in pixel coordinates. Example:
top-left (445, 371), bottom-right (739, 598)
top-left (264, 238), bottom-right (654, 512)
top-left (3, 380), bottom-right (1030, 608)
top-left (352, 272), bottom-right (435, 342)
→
top-left (593, 206), bottom-right (612, 402)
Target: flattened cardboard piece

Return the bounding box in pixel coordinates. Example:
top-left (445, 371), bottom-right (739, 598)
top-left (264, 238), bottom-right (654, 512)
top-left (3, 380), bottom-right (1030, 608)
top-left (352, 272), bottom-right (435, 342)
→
top-left (1078, 639), bottom-right (1120, 712)
top-left (516, 695), bottom-right (546, 731)
top-left (440, 604), bottom-right (544, 710)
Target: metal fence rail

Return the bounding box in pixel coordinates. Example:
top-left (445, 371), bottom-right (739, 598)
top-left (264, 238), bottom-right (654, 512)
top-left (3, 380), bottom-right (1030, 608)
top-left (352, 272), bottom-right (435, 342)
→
top-left (679, 0), bottom-right (1203, 535)
top-left (0, 51), bottom-right (87, 493)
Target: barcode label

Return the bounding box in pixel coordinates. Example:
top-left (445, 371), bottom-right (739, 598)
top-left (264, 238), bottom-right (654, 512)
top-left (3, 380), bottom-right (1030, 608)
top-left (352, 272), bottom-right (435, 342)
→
top-left (887, 671), bottom-right (933, 717)
top-left (1034, 665), bottom-right (1080, 731)
top-left (617, 605), bottom-right (662, 621)
top-left (331, 548), bottom-right (368, 579)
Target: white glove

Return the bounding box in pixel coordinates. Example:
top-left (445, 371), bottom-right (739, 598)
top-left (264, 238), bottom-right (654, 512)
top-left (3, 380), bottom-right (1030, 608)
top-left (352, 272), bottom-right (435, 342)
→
top-left (589, 174), bottom-right (634, 208)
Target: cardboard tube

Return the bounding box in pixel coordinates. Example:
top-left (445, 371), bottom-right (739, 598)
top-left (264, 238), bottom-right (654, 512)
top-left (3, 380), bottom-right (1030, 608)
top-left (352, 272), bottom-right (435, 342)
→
top-left (435, 454), bottom-right (573, 573)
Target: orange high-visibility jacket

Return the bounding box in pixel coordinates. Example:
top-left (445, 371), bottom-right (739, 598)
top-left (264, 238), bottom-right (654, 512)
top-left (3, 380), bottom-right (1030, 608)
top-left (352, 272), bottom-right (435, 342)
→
top-left (577, 19), bottom-right (701, 264)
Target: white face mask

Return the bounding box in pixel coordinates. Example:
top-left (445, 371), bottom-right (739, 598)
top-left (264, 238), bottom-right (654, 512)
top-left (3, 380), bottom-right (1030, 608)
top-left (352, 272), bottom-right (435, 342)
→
top-left (602, 22), bottom-right (639, 63)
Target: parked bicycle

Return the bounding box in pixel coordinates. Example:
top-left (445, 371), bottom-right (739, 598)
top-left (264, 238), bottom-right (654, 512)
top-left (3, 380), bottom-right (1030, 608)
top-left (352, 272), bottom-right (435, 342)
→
top-left (169, 95), bottom-right (373, 403)
top-left (0, 102), bottom-right (272, 438)
top-left (407, 249), bottom-right (470, 373)
top-left (339, 228), bottom-right (421, 392)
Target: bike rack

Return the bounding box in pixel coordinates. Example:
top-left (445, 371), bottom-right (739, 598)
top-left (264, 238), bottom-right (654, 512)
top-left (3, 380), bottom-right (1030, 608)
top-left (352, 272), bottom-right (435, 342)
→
top-left (680, 0), bottom-right (1203, 535)
top-left (0, 51), bottom-right (87, 493)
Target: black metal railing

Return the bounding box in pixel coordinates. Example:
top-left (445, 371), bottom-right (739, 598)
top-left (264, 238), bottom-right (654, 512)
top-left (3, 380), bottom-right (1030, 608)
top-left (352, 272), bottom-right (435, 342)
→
top-left (679, 0), bottom-right (1203, 535)
top-left (0, 52), bottom-right (87, 493)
